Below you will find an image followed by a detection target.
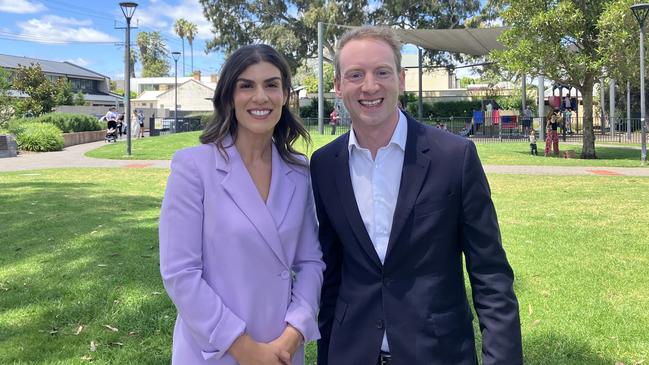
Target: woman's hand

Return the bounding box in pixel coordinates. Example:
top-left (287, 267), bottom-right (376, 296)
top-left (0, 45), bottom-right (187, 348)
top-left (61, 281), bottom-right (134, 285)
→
top-left (268, 324), bottom-right (304, 363)
top-left (229, 334), bottom-right (291, 365)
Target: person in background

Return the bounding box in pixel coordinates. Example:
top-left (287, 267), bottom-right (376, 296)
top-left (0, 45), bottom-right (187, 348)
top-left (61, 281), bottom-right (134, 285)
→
top-left (137, 110), bottom-right (145, 138)
top-left (329, 107), bottom-right (339, 135)
top-left (159, 44), bottom-right (325, 365)
top-left (529, 128), bottom-right (538, 155)
top-left (311, 25), bottom-right (522, 365)
top-left (522, 105), bottom-right (533, 137)
top-left (545, 111), bottom-right (560, 156)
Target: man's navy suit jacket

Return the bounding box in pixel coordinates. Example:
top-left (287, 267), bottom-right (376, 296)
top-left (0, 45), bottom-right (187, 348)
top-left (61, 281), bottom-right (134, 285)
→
top-left (310, 114), bottom-right (523, 365)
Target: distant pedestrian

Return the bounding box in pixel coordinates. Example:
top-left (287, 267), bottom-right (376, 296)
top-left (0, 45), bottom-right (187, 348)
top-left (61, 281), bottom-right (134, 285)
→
top-left (529, 129), bottom-right (538, 155)
top-left (522, 105), bottom-right (532, 136)
top-left (136, 110), bottom-right (145, 138)
top-left (116, 113), bottom-right (125, 137)
top-left (329, 107), bottom-right (339, 135)
top-left (545, 112), bottom-right (559, 156)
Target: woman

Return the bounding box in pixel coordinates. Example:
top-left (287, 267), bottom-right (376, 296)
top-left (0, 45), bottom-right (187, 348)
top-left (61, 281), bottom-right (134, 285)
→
top-left (159, 44), bottom-right (324, 365)
top-left (545, 111), bottom-right (560, 156)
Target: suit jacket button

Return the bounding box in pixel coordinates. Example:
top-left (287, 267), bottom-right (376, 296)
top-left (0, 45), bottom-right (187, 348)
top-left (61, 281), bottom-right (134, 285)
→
top-left (376, 320), bottom-right (384, 329)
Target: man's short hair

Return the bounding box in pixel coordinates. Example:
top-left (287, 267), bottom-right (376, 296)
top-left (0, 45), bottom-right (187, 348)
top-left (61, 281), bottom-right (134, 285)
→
top-left (334, 26), bottom-right (402, 81)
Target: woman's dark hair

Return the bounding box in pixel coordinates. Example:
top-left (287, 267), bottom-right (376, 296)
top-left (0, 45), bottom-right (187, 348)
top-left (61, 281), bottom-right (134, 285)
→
top-left (199, 44), bottom-right (310, 166)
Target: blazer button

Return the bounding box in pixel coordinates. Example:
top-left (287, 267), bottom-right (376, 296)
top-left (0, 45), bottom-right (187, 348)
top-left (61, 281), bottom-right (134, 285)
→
top-left (280, 270), bottom-right (290, 280)
top-left (376, 320), bottom-right (384, 329)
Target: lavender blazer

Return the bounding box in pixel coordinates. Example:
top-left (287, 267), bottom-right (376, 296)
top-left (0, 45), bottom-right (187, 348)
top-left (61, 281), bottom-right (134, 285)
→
top-left (160, 139), bottom-right (325, 364)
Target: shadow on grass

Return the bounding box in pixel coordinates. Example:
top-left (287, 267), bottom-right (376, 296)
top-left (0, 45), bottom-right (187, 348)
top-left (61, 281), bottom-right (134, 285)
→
top-left (511, 145), bottom-right (641, 161)
top-left (0, 179), bottom-right (174, 364)
top-left (523, 333), bottom-right (617, 365)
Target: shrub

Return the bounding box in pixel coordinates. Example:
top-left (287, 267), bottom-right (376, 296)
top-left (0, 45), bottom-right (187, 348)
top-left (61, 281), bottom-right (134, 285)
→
top-left (35, 113), bottom-right (103, 133)
top-left (300, 97), bottom-right (333, 118)
top-left (15, 122), bottom-right (64, 152)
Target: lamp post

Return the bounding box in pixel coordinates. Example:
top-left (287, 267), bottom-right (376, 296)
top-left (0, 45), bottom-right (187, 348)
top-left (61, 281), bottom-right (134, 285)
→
top-left (172, 51), bottom-right (181, 133)
top-left (631, 3), bottom-right (649, 165)
top-left (120, 2), bottom-right (137, 156)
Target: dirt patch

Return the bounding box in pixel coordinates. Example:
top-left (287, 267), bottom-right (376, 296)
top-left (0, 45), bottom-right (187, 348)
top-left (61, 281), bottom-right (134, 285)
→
top-left (587, 169), bottom-right (623, 176)
top-left (125, 163), bottom-right (153, 169)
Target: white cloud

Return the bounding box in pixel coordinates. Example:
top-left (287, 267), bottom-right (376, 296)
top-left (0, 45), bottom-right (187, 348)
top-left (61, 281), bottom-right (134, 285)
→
top-left (135, 0), bottom-right (213, 41)
top-left (64, 57), bottom-right (90, 67)
top-left (0, 0), bottom-right (45, 14)
top-left (17, 15), bottom-right (119, 43)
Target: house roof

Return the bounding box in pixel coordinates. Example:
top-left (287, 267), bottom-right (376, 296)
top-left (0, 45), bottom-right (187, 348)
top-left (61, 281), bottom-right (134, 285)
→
top-left (134, 90), bottom-right (166, 101)
top-left (0, 54), bottom-right (107, 80)
top-left (156, 79), bottom-right (215, 99)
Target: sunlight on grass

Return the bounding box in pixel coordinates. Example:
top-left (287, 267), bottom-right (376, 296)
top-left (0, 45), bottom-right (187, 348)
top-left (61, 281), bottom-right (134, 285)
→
top-left (1, 169), bottom-right (648, 364)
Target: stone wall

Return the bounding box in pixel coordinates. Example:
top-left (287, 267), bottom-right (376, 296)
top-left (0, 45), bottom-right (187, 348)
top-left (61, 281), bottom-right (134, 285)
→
top-left (63, 130), bottom-right (106, 147)
top-left (0, 134), bottom-right (17, 158)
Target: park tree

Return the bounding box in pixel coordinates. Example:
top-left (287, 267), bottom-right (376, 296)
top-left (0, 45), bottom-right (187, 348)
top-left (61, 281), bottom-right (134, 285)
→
top-left (0, 68), bottom-right (14, 128)
top-left (185, 21), bottom-right (198, 74)
top-left (295, 62), bottom-right (334, 93)
top-left (174, 19), bottom-right (188, 76)
top-left (12, 63), bottom-right (57, 116)
top-left (199, 0), bottom-right (485, 72)
top-left (136, 31), bottom-right (170, 77)
top-left (73, 91), bottom-right (86, 106)
top-left (54, 78), bottom-right (74, 106)
top-left (492, 0), bottom-right (627, 160)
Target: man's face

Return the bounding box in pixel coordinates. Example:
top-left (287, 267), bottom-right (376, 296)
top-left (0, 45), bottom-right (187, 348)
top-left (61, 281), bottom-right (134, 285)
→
top-left (334, 38), bottom-right (405, 132)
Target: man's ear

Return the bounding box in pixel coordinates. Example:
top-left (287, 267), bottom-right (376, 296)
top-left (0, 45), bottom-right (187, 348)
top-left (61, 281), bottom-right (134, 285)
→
top-left (398, 69), bottom-right (406, 93)
top-left (334, 78), bottom-right (342, 98)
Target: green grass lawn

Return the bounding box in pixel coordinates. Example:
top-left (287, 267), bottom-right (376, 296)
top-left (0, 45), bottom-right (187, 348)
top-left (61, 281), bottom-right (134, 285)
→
top-left (1, 169), bottom-right (648, 364)
top-left (86, 131), bottom-right (648, 168)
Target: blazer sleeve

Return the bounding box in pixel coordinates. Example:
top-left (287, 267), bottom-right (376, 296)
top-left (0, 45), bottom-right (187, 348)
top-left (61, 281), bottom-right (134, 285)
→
top-left (159, 150), bottom-right (246, 361)
top-left (284, 176), bottom-right (326, 342)
top-left (310, 157), bottom-right (344, 365)
top-left (459, 142), bottom-right (523, 364)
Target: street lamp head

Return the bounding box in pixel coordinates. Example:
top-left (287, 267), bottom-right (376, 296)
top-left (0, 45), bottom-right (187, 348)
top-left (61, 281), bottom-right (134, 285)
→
top-left (119, 2), bottom-right (138, 20)
top-left (631, 3), bottom-right (649, 27)
top-left (172, 51), bottom-right (181, 62)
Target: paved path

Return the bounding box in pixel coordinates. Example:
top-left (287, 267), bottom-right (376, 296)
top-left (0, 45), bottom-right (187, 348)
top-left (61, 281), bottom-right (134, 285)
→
top-left (1, 141), bottom-right (649, 176)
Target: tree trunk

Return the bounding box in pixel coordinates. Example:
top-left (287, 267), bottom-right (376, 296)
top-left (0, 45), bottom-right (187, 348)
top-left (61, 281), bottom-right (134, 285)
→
top-left (580, 74), bottom-right (597, 159)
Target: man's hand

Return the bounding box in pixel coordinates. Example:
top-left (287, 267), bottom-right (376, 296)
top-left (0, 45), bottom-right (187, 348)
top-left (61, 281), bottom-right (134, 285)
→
top-left (229, 334), bottom-right (291, 365)
top-left (268, 324), bottom-right (304, 364)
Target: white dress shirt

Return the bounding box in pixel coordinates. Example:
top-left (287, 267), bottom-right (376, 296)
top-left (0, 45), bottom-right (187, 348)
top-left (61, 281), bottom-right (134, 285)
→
top-left (348, 110), bottom-right (407, 353)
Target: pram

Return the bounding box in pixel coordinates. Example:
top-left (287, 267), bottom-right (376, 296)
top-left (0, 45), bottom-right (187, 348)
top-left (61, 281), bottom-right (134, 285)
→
top-left (105, 120), bottom-right (118, 143)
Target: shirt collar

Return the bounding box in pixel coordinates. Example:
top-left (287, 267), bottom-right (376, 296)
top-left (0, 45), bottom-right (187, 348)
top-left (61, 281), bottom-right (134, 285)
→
top-left (348, 110), bottom-right (407, 154)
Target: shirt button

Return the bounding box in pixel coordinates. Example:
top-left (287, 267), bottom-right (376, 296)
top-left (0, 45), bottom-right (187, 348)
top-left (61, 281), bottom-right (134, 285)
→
top-left (280, 270), bottom-right (290, 280)
top-left (376, 320), bottom-right (384, 329)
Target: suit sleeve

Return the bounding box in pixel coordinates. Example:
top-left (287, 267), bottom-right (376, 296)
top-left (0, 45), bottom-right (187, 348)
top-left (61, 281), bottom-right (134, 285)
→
top-left (159, 150), bottom-right (246, 361)
top-left (310, 156), bottom-right (343, 365)
top-left (285, 175), bottom-right (326, 342)
top-left (459, 142), bottom-right (523, 365)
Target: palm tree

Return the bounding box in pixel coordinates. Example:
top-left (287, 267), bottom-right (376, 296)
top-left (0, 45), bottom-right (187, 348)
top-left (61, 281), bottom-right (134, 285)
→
top-left (185, 21), bottom-right (198, 74)
top-left (174, 18), bottom-right (188, 76)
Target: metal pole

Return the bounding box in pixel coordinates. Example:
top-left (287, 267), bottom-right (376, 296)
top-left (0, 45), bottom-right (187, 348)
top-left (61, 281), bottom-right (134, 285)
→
top-left (317, 21), bottom-right (324, 135)
top-left (522, 74), bottom-right (527, 112)
top-left (640, 22), bottom-right (646, 165)
top-left (538, 75), bottom-right (545, 141)
top-left (125, 17), bottom-right (132, 156)
top-left (418, 48), bottom-right (423, 120)
top-left (600, 78), bottom-right (606, 134)
top-left (174, 59), bottom-right (178, 132)
top-left (610, 78), bottom-right (615, 139)
top-left (627, 80), bottom-right (631, 141)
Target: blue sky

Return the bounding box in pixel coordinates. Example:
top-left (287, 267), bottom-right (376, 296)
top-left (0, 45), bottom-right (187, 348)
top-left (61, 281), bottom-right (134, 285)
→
top-left (0, 0), bottom-right (225, 80)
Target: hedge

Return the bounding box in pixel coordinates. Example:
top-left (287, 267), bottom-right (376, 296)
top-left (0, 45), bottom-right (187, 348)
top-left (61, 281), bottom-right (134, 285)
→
top-left (15, 123), bottom-right (64, 152)
top-left (7, 113), bottom-right (105, 134)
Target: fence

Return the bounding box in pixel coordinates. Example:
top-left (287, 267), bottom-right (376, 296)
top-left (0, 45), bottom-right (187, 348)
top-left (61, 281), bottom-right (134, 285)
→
top-left (301, 116), bottom-right (647, 145)
top-left (149, 116), bottom-right (202, 136)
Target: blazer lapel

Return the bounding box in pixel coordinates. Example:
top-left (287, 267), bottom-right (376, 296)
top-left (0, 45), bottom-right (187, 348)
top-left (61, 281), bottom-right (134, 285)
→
top-left (266, 145), bottom-right (295, 230)
top-left (333, 135), bottom-right (383, 269)
top-left (385, 118), bottom-right (431, 260)
top-left (218, 141), bottom-right (289, 268)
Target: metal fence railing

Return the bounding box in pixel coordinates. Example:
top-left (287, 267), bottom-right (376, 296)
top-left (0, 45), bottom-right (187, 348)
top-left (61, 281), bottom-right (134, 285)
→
top-left (149, 117), bottom-right (202, 136)
top-left (301, 116), bottom-right (647, 145)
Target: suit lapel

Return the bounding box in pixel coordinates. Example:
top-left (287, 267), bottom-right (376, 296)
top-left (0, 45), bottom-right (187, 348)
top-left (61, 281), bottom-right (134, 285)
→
top-left (333, 135), bottom-right (383, 269)
top-left (218, 141), bottom-right (289, 268)
top-left (385, 118), bottom-right (431, 260)
top-left (266, 145), bottom-right (295, 230)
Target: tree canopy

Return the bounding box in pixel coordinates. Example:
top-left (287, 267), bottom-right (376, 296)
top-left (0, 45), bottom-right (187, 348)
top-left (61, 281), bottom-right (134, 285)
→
top-left (492, 0), bottom-right (627, 159)
top-left (199, 0), bottom-right (486, 72)
top-left (136, 31), bottom-right (170, 77)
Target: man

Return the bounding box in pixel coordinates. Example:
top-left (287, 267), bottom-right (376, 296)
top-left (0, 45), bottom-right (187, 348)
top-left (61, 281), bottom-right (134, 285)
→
top-left (329, 107), bottom-right (339, 135)
top-left (310, 26), bottom-right (522, 365)
top-left (522, 105), bottom-right (533, 137)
